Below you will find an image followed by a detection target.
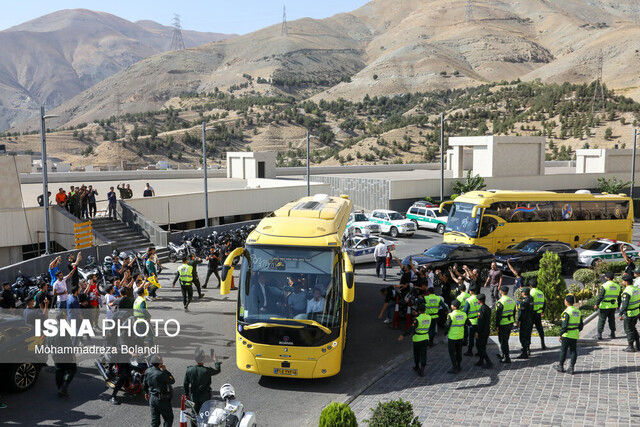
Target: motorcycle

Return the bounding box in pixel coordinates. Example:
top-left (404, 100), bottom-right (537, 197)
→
top-left (95, 354), bottom-right (150, 395)
top-left (11, 273), bottom-right (43, 307)
top-left (182, 384), bottom-right (256, 427)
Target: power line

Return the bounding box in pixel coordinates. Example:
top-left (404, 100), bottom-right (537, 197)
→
top-left (465, 0), bottom-right (473, 23)
top-left (281, 5), bottom-right (288, 36)
top-left (169, 14), bottom-right (185, 51)
top-left (591, 50), bottom-right (606, 115)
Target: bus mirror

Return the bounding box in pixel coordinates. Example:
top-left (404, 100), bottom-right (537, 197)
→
top-left (471, 205), bottom-right (478, 218)
top-left (342, 253), bottom-right (355, 303)
top-left (221, 247), bottom-right (244, 295)
top-left (439, 201), bottom-right (453, 213)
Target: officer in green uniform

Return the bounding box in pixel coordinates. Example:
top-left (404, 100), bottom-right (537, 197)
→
top-left (173, 257), bottom-right (194, 311)
top-left (516, 287), bottom-right (534, 359)
top-left (424, 287), bottom-right (448, 345)
top-left (456, 287), bottom-right (470, 305)
top-left (554, 295), bottom-right (583, 375)
top-left (530, 280), bottom-right (547, 349)
top-left (398, 303), bottom-right (430, 376)
top-left (462, 286), bottom-right (481, 356)
top-left (494, 286), bottom-right (515, 363)
top-left (143, 355), bottom-right (175, 427)
top-left (474, 293), bottom-right (493, 368)
top-left (618, 273), bottom-right (640, 352)
top-left (184, 349), bottom-right (222, 425)
top-left (445, 299), bottom-right (468, 374)
top-left (594, 272), bottom-right (620, 340)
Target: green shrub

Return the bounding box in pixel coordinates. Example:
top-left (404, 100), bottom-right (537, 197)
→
top-left (521, 270), bottom-right (538, 286)
top-left (573, 268), bottom-right (597, 287)
top-left (594, 261), bottom-right (627, 275)
top-left (366, 399), bottom-right (421, 427)
top-left (319, 402), bottom-right (357, 427)
top-left (537, 251), bottom-right (566, 322)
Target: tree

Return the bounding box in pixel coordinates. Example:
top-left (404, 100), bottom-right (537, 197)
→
top-left (319, 402), bottom-right (357, 427)
top-left (366, 399), bottom-right (420, 427)
top-left (597, 176), bottom-right (631, 194)
top-left (604, 127), bottom-right (613, 140)
top-left (537, 251), bottom-right (566, 322)
top-left (452, 170), bottom-right (486, 194)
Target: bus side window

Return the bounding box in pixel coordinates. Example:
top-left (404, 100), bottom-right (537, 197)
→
top-left (479, 216), bottom-right (498, 237)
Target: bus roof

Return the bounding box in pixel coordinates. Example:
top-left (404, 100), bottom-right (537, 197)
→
top-left (453, 190), bottom-right (630, 206)
top-left (247, 194), bottom-right (352, 247)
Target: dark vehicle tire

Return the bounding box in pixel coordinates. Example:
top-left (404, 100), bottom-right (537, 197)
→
top-left (169, 253), bottom-right (177, 263)
top-left (390, 227), bottom-right (399, 238)
top-left (436, 224), bottom-right (445, 234)
top-left (411, 219), bottom-right (419, 229)
top-left (591, 259), bottom-right (601, 268)
top-left (8, 363), bottom-right (40, 392)
top-left (354, 228), bottom-right (362, 235)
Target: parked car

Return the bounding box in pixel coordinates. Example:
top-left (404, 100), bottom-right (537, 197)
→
top-left (345, 212), bottom-right (381, 236)
top-left (576, 239), bottom-right (640, 267)
top-left (0, 314), bottom-right (47, 392)
top-left (369, 209), bottom-right (416, 238)
top-left (406, 202), bottom-right (448, 234)
top-left (494, 239), bottom-right (578, 274)
top-left (401, 243), bottom-right (494, 279)
top-left (344, 236), bottom-right (397, 264)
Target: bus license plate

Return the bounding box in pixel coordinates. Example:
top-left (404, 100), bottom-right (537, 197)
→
top-left (274, 368), bottom-right (297, 376)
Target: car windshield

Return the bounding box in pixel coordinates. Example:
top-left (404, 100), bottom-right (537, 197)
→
top-left (445, 202), bottom-right (481, 238)
top-left (512, 240), bottom-right (546, 254)
top-left (388, 212), bottom-right (404, 220)
top-left (422, 245), bottom-right (455, 260)
top-left (353, 213), bottom-right (368, 222)
top-left (581, 241), bottom-right (610, 251)
top-left (238, 246), bottom-right (341, 329)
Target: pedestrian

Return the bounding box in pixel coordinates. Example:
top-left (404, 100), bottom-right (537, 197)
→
top-left (125, 184), bottom-right (133, 199)
top-left (516, 287), bottom-right (534, 359)
top-left (529, 278), bottom-right (547, 349)
top-left (474, 293), bottom-right (493, 368)
top-left (143, 355), bottom-right (175, 427)
top-left (594, 272), bottom-right (620, 340)
top-left (484, 261), bottom-right (503, 305)
top-left (87, 185), bottom-right (98, 217)
top-left (462, 286), bottom-right (481, 356)
top-left (554, 295), bottom-right (583, 374)
top-left (173, 257), bottom-right (194, 311)
top-left (55, 188), bottom-right (67, 208)
top-left (52, 267), bottom-right (75, 310)
top-left (143, 183), bottom-right (155, 197)
top-left (374, 239), bottom-right (388, 281)
top-left (507, 259), bottom-right (523, 294)
top-left (445, 299), bottom-right (467, 374)
top-left (0, 282), bottom-right (15, 309)
top-left (398, 303), bottom-right (430, 376)
top-left (80, 186), bottom-right (89, 218)
top-left (495, 285), bottom-right (515, 363)
top-left (618, 273), bottom-right (640, 352)
top-left (621, 245), bottom-right (636, 276)
top-left (378, 285), bottom-right (396, 324)
top-left (117, 183), bottom-right (128, 199)
top-left (424, 287), bottom-right (448, 343)
top-left (37, 191), bottom-right (51, 207)
top-left (107, 186), bottom-right (117, 219)
top-left (50, 311), bottom-right (77, 397)
top-left (188, 254), bottom-right (204, 299)
top-left (48, 255), bottom-right (63, 285)
top-left (435, 269), bottom-right (453, 306)
top-left (67, 252), bottom-right (82, 289)
top-left (145, 247), bottom-right (160, 299)
top-left (204, 247), bottom-right (221, 289)
top-left (184, 349), bottom-right (221, 424)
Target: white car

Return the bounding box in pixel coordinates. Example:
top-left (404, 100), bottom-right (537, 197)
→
top-left (345, 212), bottom-right (381, 236)
top-left (406, 203), bottom-right (449, 234)
top-left (369, 209), bottom-right (416, 238)
top-left (576, 239), bottom-right (640, 267)
top-left (344, 236), bottom-right (398, 264)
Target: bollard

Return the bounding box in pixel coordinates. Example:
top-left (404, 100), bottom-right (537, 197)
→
top-left (230, 275), bottom-right (236, 290)
top-left (386, 253), bottom-right (391, 267)
top-left (179, 395), bottom-right (188, 427)
top-left (405, 304), bottom-right (413, 330)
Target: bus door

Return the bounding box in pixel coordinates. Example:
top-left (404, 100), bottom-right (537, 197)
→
top-left (478, 213), bottom-right (505, 252)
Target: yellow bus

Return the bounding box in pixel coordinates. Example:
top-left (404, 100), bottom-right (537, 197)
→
top-left (220, 194), bottom-right (355, 378)
top-left (440, 190), bottom-right (633, 253)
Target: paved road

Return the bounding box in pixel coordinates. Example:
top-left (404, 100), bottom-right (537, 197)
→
top-left (1, 228), bottom-right (440, 426)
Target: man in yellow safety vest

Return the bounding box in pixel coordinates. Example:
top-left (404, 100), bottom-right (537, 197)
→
top-left (594, 271), bottom-right (620, 340)
top-left (398, 303), bottom-right (430, 376)
top-left (618, 273), bottom-right (640, 352)
top-left (173, 257), bottom-right (194, 311)
top-left (554, 295), bottom-right (583, 375)
top-left (445, 299), bottom-right (468, 374)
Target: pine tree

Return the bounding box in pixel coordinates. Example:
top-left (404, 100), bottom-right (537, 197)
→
top-left (537, 252), bottom-right (566, 322)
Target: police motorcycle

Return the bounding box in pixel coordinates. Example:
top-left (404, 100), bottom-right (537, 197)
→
top-left (168, 237), bottom-right (190, 262)
top-left (95, 353), bottom-right (151, 395)
top-left (182, 384), bottom-right (256, 427)
top-left (11, 272), bottom-right (44, 307)
top-left (77, 255), bottom-right (109, 292)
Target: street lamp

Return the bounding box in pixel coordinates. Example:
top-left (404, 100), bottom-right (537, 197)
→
top-left (201, 122), bottom-right (215, 227)
top-left (40, 106), bottom-right (58, 255)
top-left (632, 129), bottom-right (637, 198)
top-left (306, 130), bottom-right (310, 196)
top-left (440, 112), bottom-right (445, 202)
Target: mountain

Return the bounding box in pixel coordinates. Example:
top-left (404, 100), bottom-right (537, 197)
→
top-left (11, 0), bottom-right (640, 131)
top-left (0, 9), bottom-right (234, 130)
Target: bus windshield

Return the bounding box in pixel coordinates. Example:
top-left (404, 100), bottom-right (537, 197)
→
top-left (445, 202), bottom-right (482, 238)
top-left (238, 246), bottom-right (341, 330)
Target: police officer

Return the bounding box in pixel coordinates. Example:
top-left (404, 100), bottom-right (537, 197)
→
top-left (618, 273), bottom-right (640, 352)
top-left (554, 295), bottom-right (583, 375)
top-left (530, 279), bottom-right (547, 350)
top-left (495, 286), bottom-right (515, 363)
top-left (184, 349), bottom-right (222, 424)
top-left (188, 254), bottom-right (205, 299)
top-left (516, 287), bottom-right (534, 359)
top-left (594, 272), bottom-right (621, 340)
top-left (424, 287), bottom-right (448, 345)
top-left (445, 299), bottom-right (467, 374)
top-left (398, 302), bottom-right (430, 376)
top-left (173, 257), bottom-right (194, 311)
top-left (462, 286), bottom-right (481, 356)
top-left (474, 293), bottom-right (493, 368)
top-left (143, 355), bottom-right (175, 427)
top-left (134, 286), bottom-right (150, 319)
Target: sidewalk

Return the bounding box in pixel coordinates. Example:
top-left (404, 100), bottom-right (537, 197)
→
top-left (350, 335), bottom-right (640, 425)
top-left (582, 310), bottom-right (631, 347)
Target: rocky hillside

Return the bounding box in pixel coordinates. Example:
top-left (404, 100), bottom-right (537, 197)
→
top-left (0, 9), bottom-right (233, 131)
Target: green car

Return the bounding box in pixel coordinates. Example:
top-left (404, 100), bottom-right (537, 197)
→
top-left (406, 203), bottom-right (448, 234)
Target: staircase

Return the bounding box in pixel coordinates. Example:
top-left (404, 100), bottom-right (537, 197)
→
top-left (90, 218), bottom-right (171, 262)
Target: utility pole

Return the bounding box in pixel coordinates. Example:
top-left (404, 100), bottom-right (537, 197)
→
top-left (306, 131), bottom-right (310, 196)
top-left (281, 5), bottom-right (288, 36)
top-left (632, 129), bottom-right (637, 198)
top-left (39, 106), bottom-right (58, 254)
top-left (440, 113), bottom-right (445, 202)
top-left (169, 14), bottom-right (186, 51)
top-left (202, 122), bottom-right (209, 227)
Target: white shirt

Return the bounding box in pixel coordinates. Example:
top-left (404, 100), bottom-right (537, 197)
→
top-left (53, 278), bottom-right (68, 302)
top-left (306, 297), bottom-right (326, 314)
top-left (427, 271), bottom-right (434, 289)
top-left (104, 294), bottom-right (116, 319)
top-left (373, 243), bottom-right (387, 258)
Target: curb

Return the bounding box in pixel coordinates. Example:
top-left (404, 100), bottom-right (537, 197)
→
top-left (583, 310), bottom-right (598, 326)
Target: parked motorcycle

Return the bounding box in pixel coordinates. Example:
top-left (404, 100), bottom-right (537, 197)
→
top-left (11, 273), bottom-right (44, 307)
top-left (95, 355), bottom-right (150, 395)
top-left (183, 383), bottom-right (256, 427)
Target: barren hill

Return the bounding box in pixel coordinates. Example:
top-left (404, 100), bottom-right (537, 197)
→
top-left (0, 9), bottom-right (233, 131)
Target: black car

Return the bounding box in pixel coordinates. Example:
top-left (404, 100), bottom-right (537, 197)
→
top-left (0, 314), bottom-right (47, 392)
top-left (402, 243), bottom-right (495, 279)
top-left (494, 239), bottom-right (578, 274)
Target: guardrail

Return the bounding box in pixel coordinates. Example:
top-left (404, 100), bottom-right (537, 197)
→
top-left (168, 219), bottom-right (261, 244)
top-left (119, 201), bottom-right (169, 248)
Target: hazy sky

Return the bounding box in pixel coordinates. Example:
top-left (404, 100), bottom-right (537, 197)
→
top-left (1, 0), bottom-right (370, 34)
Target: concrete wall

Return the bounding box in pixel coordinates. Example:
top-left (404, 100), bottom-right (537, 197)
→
top-left (310, 175), bottom-right (390, 211)
top-left (576, 149), bottom-right (640, 174)
top-left (20, 168), bottom-right (227, 184)
top-left (226, 151), bottom-right (277, 179)
top-left (277, 162), bottom-right (440, 177)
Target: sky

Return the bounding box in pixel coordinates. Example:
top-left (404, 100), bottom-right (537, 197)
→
top-left (1, 0), bottom-right (370, 34)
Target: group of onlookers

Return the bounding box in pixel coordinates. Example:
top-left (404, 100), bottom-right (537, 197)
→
top-left (53, 185), bottom-right (99, 218)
